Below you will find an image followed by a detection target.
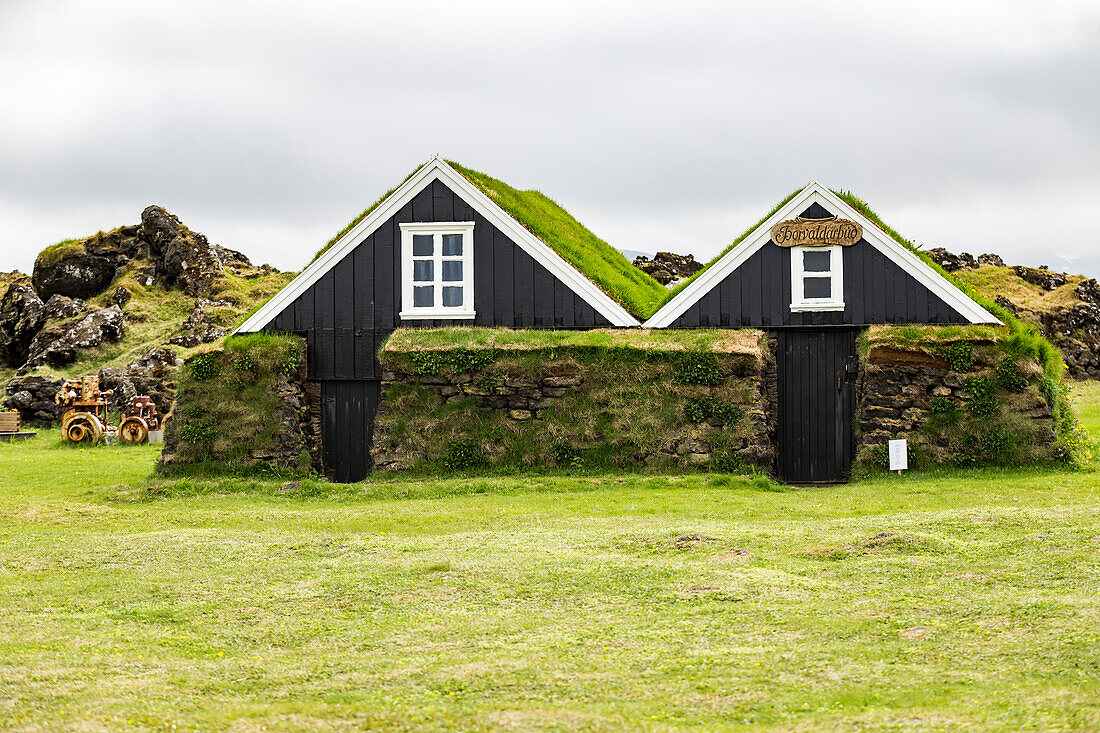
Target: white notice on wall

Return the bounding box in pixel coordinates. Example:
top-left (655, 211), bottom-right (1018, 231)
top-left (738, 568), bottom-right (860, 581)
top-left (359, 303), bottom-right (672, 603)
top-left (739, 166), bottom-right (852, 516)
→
top-left (888, 439), bottom-right (908, 472)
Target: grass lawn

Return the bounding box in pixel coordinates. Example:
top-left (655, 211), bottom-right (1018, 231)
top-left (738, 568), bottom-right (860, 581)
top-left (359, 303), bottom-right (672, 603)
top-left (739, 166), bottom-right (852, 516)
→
top-left (1, 417), bottom-right (1099, 730)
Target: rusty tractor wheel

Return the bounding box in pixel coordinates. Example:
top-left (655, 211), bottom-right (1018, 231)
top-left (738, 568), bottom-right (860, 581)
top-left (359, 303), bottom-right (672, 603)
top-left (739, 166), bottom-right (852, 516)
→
top-left (119, 416), bottom-right (149, 444)
top-left (62, 412), bottom-right (103, 444)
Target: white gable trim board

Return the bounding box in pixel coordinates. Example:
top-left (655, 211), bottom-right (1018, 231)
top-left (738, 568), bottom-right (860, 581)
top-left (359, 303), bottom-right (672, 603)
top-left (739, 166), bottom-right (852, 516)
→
top-left (235, 157), bottom-right (640, 333)
top-left (643, 182), bottom-right (1001, 328)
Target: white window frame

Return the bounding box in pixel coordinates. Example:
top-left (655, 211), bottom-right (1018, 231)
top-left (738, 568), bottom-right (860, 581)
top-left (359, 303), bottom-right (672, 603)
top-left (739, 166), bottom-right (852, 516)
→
top-left (790, 245), bottom-right (845, 312)
top-left (399, 221), bottom-right (476, 320)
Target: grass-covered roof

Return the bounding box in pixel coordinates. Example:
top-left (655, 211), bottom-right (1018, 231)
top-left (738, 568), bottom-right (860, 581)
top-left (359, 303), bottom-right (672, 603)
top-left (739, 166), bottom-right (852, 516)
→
top-left (311, 159), bottom-right (668, 320)
top-left (382, 326), bottom-right (764, 355)
top-left (446, 162), bottom-right (668, 320)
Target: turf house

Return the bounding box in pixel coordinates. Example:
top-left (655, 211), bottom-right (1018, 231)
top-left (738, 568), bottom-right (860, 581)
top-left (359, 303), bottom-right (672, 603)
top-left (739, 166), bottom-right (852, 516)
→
top-left (169, 157), bottom-right (1070, 482)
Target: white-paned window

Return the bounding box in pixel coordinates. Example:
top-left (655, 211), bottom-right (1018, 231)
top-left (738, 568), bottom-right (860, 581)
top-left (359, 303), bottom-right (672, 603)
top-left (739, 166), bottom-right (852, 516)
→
top-left (790, 245), bottom-right (844, 312)
top-left (399, 222), bottom-right (475, 319)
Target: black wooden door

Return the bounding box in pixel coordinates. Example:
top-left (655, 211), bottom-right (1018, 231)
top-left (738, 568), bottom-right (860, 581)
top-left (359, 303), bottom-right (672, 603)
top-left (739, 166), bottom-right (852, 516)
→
top-left (776, 329), bottom-right (859, 483)
top-left (321, 380), bottom-right (381, 483)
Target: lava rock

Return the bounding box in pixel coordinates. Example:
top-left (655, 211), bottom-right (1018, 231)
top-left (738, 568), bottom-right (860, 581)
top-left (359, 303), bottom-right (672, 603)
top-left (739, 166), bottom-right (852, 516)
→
top-left (168, 298), bottom-right (228, 347)
top-left (1013, 265), bottom-right (1068, 291)
top-left (0, 283), bottom-right (45, 367)
top-left (1076, 279), bottom-right (1100, 306)
top-left (42, 294), bottom-right (90, 321)
top-left (142, 205), bottom-right (243, 296)
top-left (112, 286), bottom-right (132, 307)
top-left (23, 305), bottom-right (126, 368)
top-left (633, 251), bottom-right (703, 285)
top-left (977, 253), bottom-right (1005, 267)
top-left (2, 374), bottom-right (65, 425)
top-left (129, 346), bottom-right (179, 378)
top-left (925, 248), bottom-right (977, 272)
top-left (30, 228), bottom-right (141, 300)
top-left (994, 295), bottom-right (1019, 316)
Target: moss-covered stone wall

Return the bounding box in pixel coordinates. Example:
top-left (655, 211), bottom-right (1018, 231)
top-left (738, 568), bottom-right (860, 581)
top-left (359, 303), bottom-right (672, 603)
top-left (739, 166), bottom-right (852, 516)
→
top-left (158, 333), bottom-right (320, 475)
top-left (855, 326), bottom-right (1063, 468)
top-left (372, 328), bottom-right (773, 473)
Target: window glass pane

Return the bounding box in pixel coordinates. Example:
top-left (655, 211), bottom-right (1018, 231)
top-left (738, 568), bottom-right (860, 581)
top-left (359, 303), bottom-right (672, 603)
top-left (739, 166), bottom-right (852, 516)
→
top-left (412, 234), bottom-right (433, 257)
top-left (803, 250), bottom-right (831, 272)
top-left (442, 261), bottom-right (462, 282)
top-left (442, 286), bottom-right (463, 307)
top-left (413, 286), bottom-right (434, 307)
top-left (442, 233), bottom-right (463, 256)
top-left (413, 260), bottom-right (434, 282)
top-left (804, 276), bottom-right (831, 299)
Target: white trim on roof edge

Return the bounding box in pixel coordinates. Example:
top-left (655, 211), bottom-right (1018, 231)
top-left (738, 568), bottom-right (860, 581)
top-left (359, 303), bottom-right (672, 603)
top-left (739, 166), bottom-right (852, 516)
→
top-left (642, 182), bottom-right (1001, 328)
top-left (235, 156), bottom-right (640, 333)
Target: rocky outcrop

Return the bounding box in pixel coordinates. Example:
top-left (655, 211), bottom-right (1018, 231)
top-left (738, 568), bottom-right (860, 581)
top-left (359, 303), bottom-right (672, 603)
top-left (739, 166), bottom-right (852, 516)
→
top-left (1013, 265), bottom-right (1069, 292)
top-left (633, 252), bottom-right (703, 285)
top-left (168, 298), bottom-right (229, 347)
top-left (0, 283), bottom-right (46, 367)
top-left (925, 248), bottom-right (978, 272)
top-left (142, 205), bottom-right (252, 297)
top-left (32, 226), bottom-right (144, 300)
top-left (21, 305), bottom-right (126, 370)
top-left (28, 205), bottom-right (264, 308)
top-left (3, 375), bottom-right (65, 425)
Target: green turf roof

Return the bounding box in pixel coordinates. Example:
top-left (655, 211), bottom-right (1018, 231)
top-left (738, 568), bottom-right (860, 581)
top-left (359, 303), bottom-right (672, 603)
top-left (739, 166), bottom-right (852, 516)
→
top-left (446, 161), bottom-right (668, 319)
top-left (309, 159), bottom-right (668, 320)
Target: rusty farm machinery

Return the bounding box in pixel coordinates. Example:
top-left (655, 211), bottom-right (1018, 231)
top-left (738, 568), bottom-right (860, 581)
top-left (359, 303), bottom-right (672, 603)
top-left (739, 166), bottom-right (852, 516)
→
top-left (55, 375), bottom-right (162, 444)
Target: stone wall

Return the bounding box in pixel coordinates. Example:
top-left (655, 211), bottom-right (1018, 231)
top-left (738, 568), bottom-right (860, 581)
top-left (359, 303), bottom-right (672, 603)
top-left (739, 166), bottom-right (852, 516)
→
top-left (156, 335), bottom-right (321, 475)
top-left (856, 338), bottom-right (1057, 467)
top-left (372, 339), bottom-right (772, 473)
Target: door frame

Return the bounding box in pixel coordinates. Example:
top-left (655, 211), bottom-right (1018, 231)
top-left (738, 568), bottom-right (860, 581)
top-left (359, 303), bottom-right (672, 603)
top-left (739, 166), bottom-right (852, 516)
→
top-left (774, 327), bottom-right (860, 483)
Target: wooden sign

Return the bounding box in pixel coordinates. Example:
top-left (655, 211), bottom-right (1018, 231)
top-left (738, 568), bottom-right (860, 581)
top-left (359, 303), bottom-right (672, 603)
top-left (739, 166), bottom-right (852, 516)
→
top-left (771, 216), bottom-right (862, 247)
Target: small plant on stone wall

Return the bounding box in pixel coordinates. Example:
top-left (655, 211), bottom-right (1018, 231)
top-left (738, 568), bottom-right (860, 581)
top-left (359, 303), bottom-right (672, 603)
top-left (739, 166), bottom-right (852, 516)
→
top-left (962, 376), bottom-right (1001, 417)
top-left (550, 442), bottom-right (583, 468)
top-left (228, 352), bottom-right (258, 389)
top-left (864, 443), bottom-right (890, 470)
top-left (683, 396), bottom-right (743, 426)
top-left (941, 342), bottom-right (974, 372)
top-left (714, 403), bottom-right (743, 427)
top-left (994, 357), bottom-right (1029, 392)
top-left (979, 427), bottom-right (1015, 459)
top-left (928, 395), bottom-right (957, 415)
top-left (281, 343), bottom-right (302, 377)
top-left (188, 352), bottom-right (221, 381)
top-left (683, 397), bottom-right (713, 423)
top-left (442, 438), bottom-right (488, 470)
top-left (672, 353), bottom-right (722, 386)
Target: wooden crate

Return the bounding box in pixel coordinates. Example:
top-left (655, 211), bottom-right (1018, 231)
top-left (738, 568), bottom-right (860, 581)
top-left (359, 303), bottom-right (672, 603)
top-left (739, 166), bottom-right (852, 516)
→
top-left (0, 412), bottom-right (20, 433)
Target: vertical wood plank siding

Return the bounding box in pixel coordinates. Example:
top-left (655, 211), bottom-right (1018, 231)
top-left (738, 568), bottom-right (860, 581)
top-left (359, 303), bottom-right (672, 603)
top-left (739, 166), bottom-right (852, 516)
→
top-left (264, 180), bottom-right (612, 380)
top-left (668, 202), bottom-right (968, 329)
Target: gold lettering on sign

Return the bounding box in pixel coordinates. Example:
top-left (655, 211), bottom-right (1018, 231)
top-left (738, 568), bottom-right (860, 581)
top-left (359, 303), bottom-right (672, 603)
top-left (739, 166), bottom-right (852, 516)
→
top-left (770, 216), bottom-right (863, 247)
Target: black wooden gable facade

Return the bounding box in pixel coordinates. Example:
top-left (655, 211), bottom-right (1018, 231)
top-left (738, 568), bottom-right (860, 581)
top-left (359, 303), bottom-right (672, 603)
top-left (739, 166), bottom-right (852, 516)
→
top-left (644, 182), bottom-right (999, 484)
top-left (237, 158), bottom-right (635, 481)
top-left (660, 202), bottom-right (969, 330)
top-left (263, 177), bottom-right (613, 382)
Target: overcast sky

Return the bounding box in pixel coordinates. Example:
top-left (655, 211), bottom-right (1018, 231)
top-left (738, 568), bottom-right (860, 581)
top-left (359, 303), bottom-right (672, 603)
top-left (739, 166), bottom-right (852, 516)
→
top-left (1, 0), bottom-right (1098, 279)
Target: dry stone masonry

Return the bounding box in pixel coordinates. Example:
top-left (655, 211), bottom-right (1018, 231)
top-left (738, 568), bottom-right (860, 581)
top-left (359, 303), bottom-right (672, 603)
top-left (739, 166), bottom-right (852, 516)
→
top-left (371, 332), bottom-right (774, 473)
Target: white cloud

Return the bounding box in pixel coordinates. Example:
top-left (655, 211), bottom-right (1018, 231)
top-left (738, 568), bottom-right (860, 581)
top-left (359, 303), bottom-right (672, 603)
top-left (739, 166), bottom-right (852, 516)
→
top-left (1, 0), bottom-right (1097, 277)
